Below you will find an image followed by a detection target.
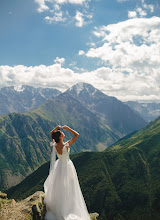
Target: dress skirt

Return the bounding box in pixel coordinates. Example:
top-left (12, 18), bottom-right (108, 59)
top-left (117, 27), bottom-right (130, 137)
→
top-left (44, 158), bottom-right (90, 220)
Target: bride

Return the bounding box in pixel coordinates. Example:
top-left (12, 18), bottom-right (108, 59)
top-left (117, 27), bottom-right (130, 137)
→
top-left (44, 125), bottom-right (91, 220)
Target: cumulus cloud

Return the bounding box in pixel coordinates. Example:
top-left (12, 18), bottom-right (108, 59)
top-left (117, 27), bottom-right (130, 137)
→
top-left (71, 16), bottom-right (160, 101)
top-left (128, 11), bottom-right (137, 19)
top-left (86, 17), bottom-right (160, 68)
top-left (54, 57), bottom-right (65, 64)
top-left (0, 64), bottom-right (77, 91)
top-left (0, 62), bottom-right (160, 102)
top-left (78, 50), bottom-right (85, 55)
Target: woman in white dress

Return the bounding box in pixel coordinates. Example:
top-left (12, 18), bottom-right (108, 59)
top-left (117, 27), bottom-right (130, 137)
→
top-left (44, 125), bottom-right (91, 220)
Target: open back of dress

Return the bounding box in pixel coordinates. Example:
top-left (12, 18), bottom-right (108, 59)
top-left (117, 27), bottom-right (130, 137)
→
top-left (44, 142), bottom-right (90, 220)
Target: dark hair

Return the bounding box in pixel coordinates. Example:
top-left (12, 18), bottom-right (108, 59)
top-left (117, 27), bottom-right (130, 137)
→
top-left (52, 130), bottom-right (61, 143)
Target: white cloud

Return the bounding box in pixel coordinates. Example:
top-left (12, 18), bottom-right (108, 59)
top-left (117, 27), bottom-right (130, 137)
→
top-left (54, 57), bottom-right (65, 64)
top-left (0, 62), bottom-right (160, 102)
top-left (45, 11), bottom-right (66, 23)
top-left (34, 0), bottom-right (92, 26)
top-left (128, 11), bottom-right (137, 19)
top-left (0, 64), bottom-right (77, 91)
top-left (35, 0), bottom-right (49, 12)
top-left (35, 0), bottom-right (86, 12)
top-left (74, 10), bottom-right (92, 27)
top-left (136, 7), bottom-right (147, 17)
top-left (78, 50), bottom-right (85, 55)
top-left (87, 17), bottom-right (160, 68)
top-left (119, 0), bottom-right (155, 18)
top-left (141, 0), bottom-right (154, 13)
top-left (75, 11), bottom-right (84, 27)
top-left (72, 16), bottom-right (160, 101)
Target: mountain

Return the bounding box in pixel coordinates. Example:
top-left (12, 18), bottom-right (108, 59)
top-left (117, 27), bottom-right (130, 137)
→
top-left (0, 112), bottom-right (52, 190)
top-left (125, 101), bottom-right (160, 122)
top-left (0, 85), bottom-right (61, 115)
top-left (0, 83), bottom-right (148, 191)
top-left (6, 116), bottom-right (160, 220)
top-left (0, 90), bottom-right (118, 190)
top-left (65, 82), bottom-right (147, 137)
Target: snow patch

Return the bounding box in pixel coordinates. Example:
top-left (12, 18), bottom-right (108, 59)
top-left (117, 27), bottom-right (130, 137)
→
top-left (14, 85), bottom-right (25, 92)
top-left (69, 82), bottom-right (98, 96)
top-left (74, 82), bottom-right (85, 95)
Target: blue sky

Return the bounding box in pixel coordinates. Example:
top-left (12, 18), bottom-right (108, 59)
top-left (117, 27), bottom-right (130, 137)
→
top-left (0, 0), bottom-right (160, 101)
top-left (0, 0), bottom-right (129, 67)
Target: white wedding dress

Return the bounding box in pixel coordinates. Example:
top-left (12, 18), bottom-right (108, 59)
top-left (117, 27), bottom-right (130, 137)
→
top-left (44, 142), bottom-right (90, 220)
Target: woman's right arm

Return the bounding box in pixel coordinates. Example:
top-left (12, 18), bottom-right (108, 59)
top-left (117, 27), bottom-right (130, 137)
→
top-left (62, 125), bottom-right (79, 146)
top-left (50, 125), bottom-right (62, 142)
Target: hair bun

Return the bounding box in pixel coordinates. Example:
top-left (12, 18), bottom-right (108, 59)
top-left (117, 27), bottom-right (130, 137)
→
top-left (52, 130), bottom-right (61, 143)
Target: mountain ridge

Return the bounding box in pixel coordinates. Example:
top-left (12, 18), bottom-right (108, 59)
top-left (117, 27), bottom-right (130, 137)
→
top-left (125, 100), bottom-right (160, 122)
top-left (0, 85), bottom-right (61, 116)
top-left (65, 82), bottom-right (147, 136)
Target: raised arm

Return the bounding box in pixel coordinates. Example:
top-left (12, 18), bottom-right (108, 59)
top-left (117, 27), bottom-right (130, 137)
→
top-left (62, 125), bottom-right (79, 147)
top-left (50, 125), bottom-right (62, 143)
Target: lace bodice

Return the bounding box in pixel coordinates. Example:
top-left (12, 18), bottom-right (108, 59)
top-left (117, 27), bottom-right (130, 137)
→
top-left (55, 142), bottom-right (70, 161)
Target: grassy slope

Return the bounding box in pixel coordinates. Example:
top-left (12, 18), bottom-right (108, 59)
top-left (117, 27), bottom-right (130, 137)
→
top-left (6, 116), bottom-right (160, 220)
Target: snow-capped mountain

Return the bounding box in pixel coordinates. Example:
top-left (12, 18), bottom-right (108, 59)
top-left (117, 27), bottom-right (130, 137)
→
top-left (68, 82), bottom-right (98, 96)
top-left (65, 82), bottom-right (147, 136)
top-left (0, 85), bottom-right (61, 115)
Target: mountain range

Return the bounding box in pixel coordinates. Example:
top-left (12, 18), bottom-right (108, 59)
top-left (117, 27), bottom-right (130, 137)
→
top-left (0, 84), bottom-right (159, 123)
top-left (0, 85), bottom-right (61, 115)
top-left (125, 101), bottom-right (160, 122)
top-left (0, 82), bottom-right (146, 191)
top-left (6, 115), bottom-right (160, 220)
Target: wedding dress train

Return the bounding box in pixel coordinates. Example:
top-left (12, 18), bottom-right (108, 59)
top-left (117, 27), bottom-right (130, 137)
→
top-left (44, 142), bottom-right (90, 220)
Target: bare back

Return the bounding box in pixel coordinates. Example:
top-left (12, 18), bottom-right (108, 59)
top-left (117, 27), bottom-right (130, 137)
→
top-left (55, 142), bottom-right (69, 155)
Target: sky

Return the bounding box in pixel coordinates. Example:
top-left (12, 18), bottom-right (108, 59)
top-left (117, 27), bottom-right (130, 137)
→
top-left (0, 0), bottom-right (160, 102)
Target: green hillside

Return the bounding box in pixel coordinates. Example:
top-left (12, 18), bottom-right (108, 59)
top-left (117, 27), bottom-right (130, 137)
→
top-left (0, 93), bottom-right (117, 190)
top-left (6, 116), bottom-right (160, 219)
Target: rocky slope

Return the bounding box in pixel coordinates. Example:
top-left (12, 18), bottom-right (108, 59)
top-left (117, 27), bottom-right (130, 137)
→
top-left (0, 191), bottom-right (99, 220)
